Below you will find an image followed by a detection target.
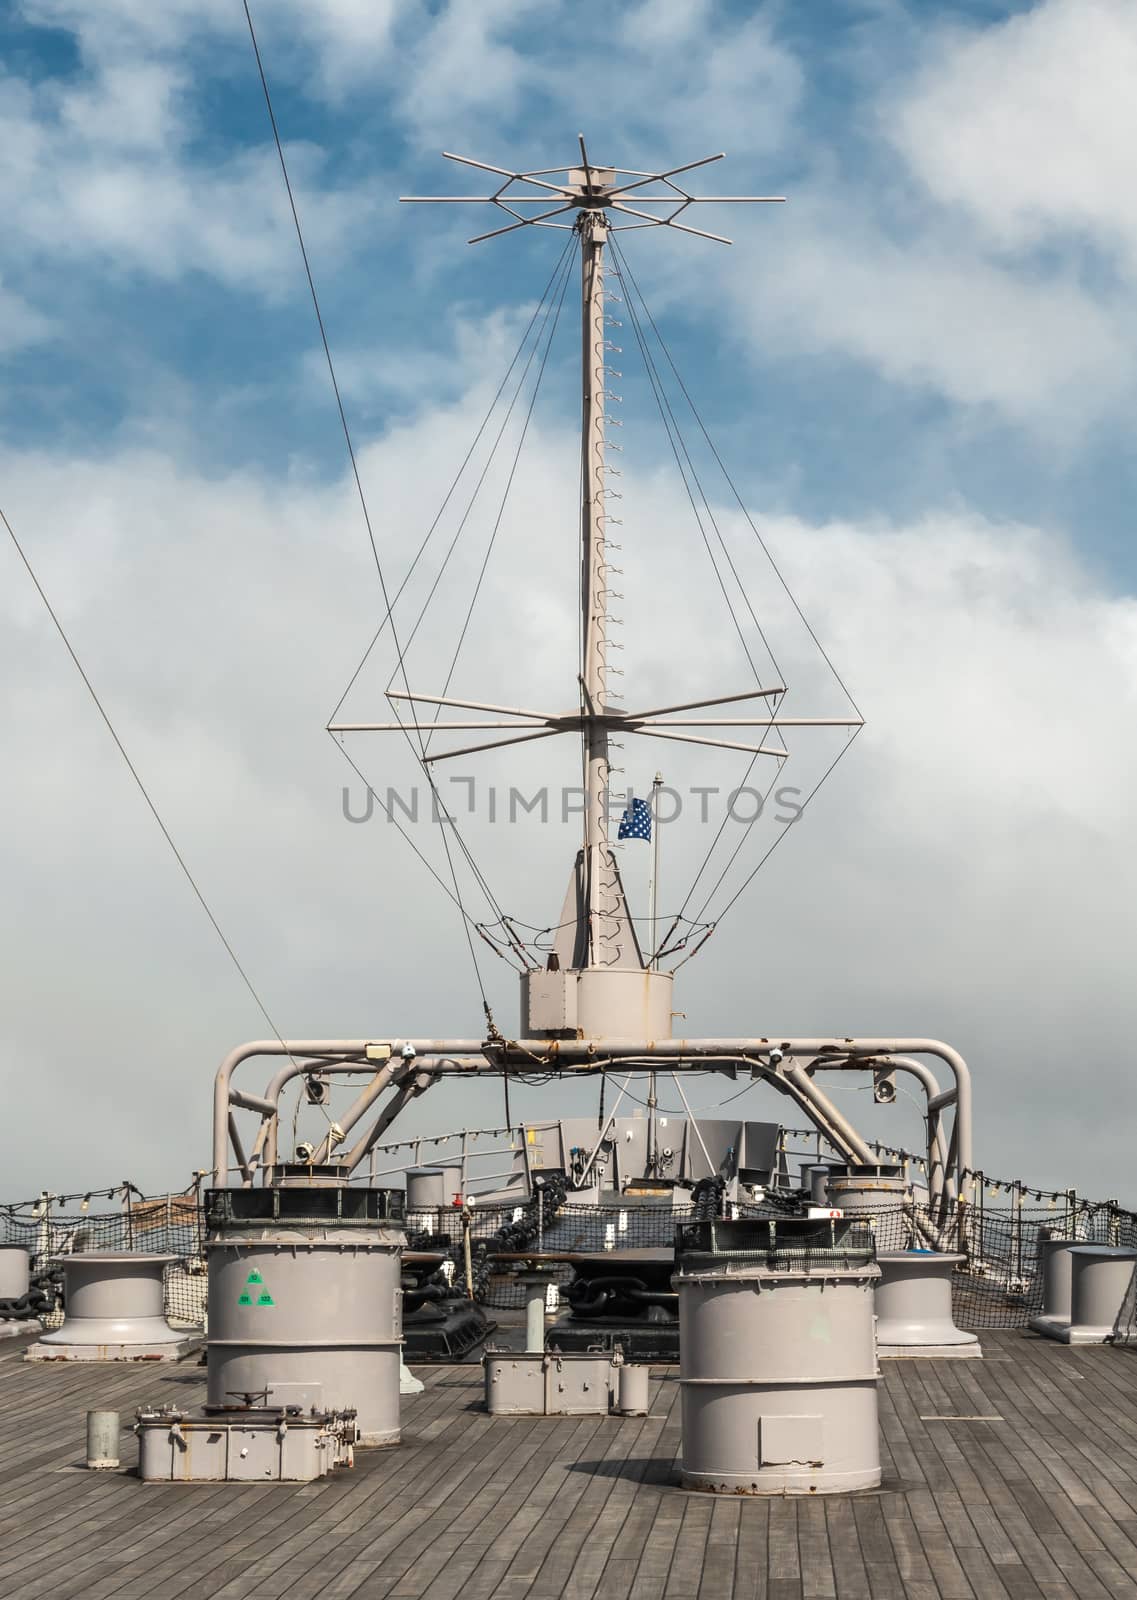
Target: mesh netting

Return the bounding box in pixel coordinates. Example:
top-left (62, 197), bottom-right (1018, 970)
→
top-left (0, 1193), bottom-right (206, 1328)
top-left (4, 1183), bottom-right (1137, 1333)
top-left (448, 1196), bottom-right (1137, 1325)
top-left (847, 1198), bottom-right (1137, 1330)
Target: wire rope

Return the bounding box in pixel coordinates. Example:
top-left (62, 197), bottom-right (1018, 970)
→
top-left (609, 238), bottom-right (863, 945)
top-left (422, 238), bottom-right (576, 749)
top-left (242, 0), bottom-right (513, 1008)
top-left (1, 504), bottom-right (295, 1052)
top-left (609, 243), bottom-right (862, 718)
top-left (610, 239), bottom-right (786, 940)
top-left (380, 236), bottom-right (576, 694)
top-left (329, 234), bottom-right (577, 725)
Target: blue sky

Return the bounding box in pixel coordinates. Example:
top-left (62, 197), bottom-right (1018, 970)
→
top-left (4, 0), bottom-right (1135, 583)
top-left (2, 0), bottom-right (1136, 1198)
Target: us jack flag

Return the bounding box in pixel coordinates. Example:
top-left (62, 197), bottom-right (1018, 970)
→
top-left (617, 795), bottom-right (653, 842)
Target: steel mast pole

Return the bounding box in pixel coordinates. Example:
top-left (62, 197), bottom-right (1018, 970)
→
top-left (647, 769), bottom-right (663, 1171)
top-left (580, 206), bottom-right (614, 966)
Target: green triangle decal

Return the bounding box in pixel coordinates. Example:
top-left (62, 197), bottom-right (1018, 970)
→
top-left (257, 1293), bottom-right (275, 1306)
top-left (237, 1292), bottom-right (253, 1306)
top-left (246, 1270), bottom-right (263, 1284)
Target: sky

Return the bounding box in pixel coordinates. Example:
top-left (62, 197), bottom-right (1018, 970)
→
top-left (2, 0), bottom-right (1136, 1204)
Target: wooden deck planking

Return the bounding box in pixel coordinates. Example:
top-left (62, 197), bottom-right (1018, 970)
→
top-left (4, 1333), bottom-right (1137, 1597)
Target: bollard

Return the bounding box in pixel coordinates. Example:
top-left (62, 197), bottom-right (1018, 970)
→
top-left (616, 1363), bottom-right (650, 1416)
top-left (1067, 1246), bottom-right (1137, 1343)
top-left (0, 1247), bottom-right (31, 1303)
top-left (1028, 1237), bottom-right (1076, 1337)
top-left (874, 1252), bottom-right (980, 1358)
top-left (86, 1410), bottom-right (120, 1470)
top-left (517, 1266), bottom-right (557, 1352)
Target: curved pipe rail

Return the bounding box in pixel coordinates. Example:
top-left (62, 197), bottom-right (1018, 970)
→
top-left (214, 1035), bottom-right (973, 1201)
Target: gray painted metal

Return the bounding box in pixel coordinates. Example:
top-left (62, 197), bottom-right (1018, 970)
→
top-left (483, 1350), bottom-right (616, 1415)
top-left (86, 1410), bottom-right (120, 1469)
top-left (405, 1168), bottom-right (447, 1209)
top-left (804, 1165), bottom-right (834, 1206)
top-left (1028, 1236), bottom-right (1076, 1336)
top-left (34, 1254), bottom-right (190, 1360)
top-left (522, 967), bottom-right (675, 1040)
top-left (616, 1363), bottom-right (650, 1416)
top-left (135, 1406), bottom-right (356, 1482)
top-left (517, 1268), bottom-right (555, 1353)
top-left (874, 1251), bottom-right (980, 1358)
top-left (0, 1246), bottom-right (30, 1301)
top-left (675, 1217), bottom-right (881, 1495)
top-left (1062, 1246), bottom-right (1137, 1344)
top-left (826, 1165), bottom-right (909, 1216)
top-left (206, 1191), bottom-right (404, 1447)
top-left (214, 1037), bottom-right (974, 1211)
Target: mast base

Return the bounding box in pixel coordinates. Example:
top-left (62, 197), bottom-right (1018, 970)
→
top-left (521, 967), bottom-right (674, 1041)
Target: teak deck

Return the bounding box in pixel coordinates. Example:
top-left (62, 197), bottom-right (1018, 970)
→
top-left (4, 1330), bottom-right (1137, 1599)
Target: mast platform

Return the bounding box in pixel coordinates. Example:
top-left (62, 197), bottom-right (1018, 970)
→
top-left (2, 1328), bottom-right (1133, 1599)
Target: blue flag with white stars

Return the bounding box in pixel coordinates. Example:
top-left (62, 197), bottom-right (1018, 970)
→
top-left (618, 795), bottom-right (652, 842)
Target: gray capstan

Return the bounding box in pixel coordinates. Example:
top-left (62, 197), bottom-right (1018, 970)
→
top-left (874, 1251), bottom-right (981, 1359)
top-left (1045, 1245), bottom-right (1137, 1345)
top-left (204, 1182), bottom-right (405, 1447)
top-left (1028, 1234), bottom-right (1078, 1336)
top-left (674, 1216), bottom-right (882, 1495)
top-left (27, 1253), bottom-right (198, 1363)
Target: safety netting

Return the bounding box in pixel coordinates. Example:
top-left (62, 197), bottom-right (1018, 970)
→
top-left (834, 1196), bottom-right (1137, 1330)
top-left (0, 1189), bottom-right (206, 1329)
top-left (397, 1190), bottom-right (1137, 1325)
top-left (5, 1177), bottom-right (1137, 1332)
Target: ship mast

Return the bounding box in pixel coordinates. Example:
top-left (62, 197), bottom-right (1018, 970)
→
top-left (579, 190), bottom-right (615, 963)
top-left (332, 143), bottom-right (861, 1037)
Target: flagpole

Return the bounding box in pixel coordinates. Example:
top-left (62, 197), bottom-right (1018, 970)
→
top-left (647, 772), bottom-right (663, 969)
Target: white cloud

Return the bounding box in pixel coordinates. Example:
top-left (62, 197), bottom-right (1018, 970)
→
top-left (1, 3), bottom-right (381, 294)
top-left (2, 377), bottom-right (1137, 1197)
top-left (613, 0), bottom-right (802, 159)
top-left (0, 61), bottom-right (373, 293)
top-left (717, 195), bottom-right (1136, 430)
top-left (892, 0), bottom-right (1137, 271)
top-left (9, 0), bottom-right (1135, 439)
top-left (4, 2), bottom-right (1137, 1204)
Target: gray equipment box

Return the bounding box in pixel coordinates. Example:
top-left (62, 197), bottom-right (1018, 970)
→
top-left (484, 1350), bottom-right (617, 1415)
top-left (135, 1404), bottom-right (357, 1483)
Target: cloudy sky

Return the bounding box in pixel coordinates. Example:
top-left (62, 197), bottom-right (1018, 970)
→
top-left (2, 0), bottom-right (1135, 1204)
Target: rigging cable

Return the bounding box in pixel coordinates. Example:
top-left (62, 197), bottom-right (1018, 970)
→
top-left (330, 233), bottom-right (577, 725)
top-left (691, 731), bottom-right (863, 933)
top-left (609, 238), bottom-right (786, 941)
top-left (610, 242), bottom-right (863, 719)
top-left (385, 236), bottom-right (576, 697)
top-left (241, 0), bottom-right (511, 1010)
top-left (330, 737), bottom-right (524, 967)
top-left (611, 243), bottom-right (787, 692)
top-left (1, 503), bottom-right (295, 1055)
top-left (420, 238), bottom-right (576, 750)
top-left (609, 237), bottom-right (864, 942)
top-left (354, 241), bottom-right (577, 970)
